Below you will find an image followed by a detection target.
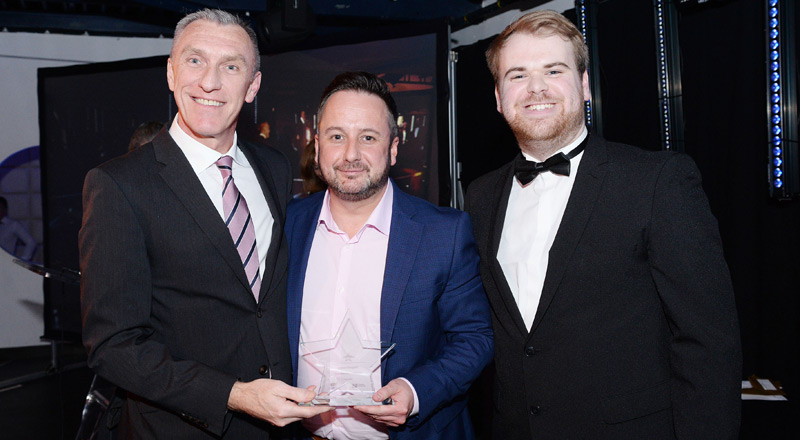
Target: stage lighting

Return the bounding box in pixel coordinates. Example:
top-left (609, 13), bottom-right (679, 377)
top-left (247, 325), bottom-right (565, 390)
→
top-left (766, 0), bottom-right (798, 198)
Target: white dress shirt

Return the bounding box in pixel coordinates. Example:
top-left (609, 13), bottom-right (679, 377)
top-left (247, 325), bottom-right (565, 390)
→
top-left (169, 119), bottom-right (273, 282)
top-left (497, 128), bottom-right (588, 330)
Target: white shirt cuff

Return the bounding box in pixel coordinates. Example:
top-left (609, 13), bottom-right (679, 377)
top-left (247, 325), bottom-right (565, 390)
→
top-left (397, 377), bottom-right (419, 416)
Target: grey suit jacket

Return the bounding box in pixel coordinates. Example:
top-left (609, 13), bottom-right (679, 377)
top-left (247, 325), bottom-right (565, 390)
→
top-left (465, 135), bottom-right (741, 439)
top-left (80, 131), bottom-right (293, 439)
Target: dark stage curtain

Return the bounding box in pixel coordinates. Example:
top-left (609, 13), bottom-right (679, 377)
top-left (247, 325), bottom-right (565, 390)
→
top-left (678, 0), bottom-right (799, 397)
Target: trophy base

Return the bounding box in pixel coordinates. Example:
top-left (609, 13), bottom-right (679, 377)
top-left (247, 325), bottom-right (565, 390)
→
top-left (300, 395), bottom-right (393, 407)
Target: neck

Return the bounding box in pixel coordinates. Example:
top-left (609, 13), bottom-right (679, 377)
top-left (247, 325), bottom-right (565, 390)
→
top-left (177, 116), bottom-right (236, 154)
top-left (328, 184), bottom-right (388, 238)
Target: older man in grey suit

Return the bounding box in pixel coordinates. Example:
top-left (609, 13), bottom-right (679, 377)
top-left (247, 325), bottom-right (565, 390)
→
top-left (79, 9), bottom-right (328, 439)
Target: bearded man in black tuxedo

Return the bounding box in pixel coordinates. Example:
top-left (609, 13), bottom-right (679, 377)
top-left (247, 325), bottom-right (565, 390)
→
top-left (465, 10), bottom-right (741, 440)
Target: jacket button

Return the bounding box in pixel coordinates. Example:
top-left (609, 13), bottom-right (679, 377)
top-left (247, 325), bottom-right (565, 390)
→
top-left (525, 346), bottom-right (536, 356)
top-left (529, 405), bottom-right (541, 415)
top-left (259, 365), bottom-right (269, 376)
top-left (257, 308), bottom-right (263, 318)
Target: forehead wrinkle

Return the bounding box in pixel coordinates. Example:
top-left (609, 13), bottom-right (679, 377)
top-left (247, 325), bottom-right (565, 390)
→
top-left (180, 46), bottom-right (206, 58)
top-left (181, 46), bottom-right (248, 65)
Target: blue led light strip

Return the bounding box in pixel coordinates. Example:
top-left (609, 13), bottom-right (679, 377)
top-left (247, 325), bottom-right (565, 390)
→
top-left (767, 0), bottom-right (784, 192)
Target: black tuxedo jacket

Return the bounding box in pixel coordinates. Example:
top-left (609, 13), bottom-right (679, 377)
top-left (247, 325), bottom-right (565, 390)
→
top-left (465, 136), bottom-right (741, 439)
top-left (80, 132), bottom-right (293, 439)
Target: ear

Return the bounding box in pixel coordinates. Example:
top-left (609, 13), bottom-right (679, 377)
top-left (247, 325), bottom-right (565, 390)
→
top-left (167, 58), bottom-right (175, 92)
top-left (245, 71), bottom-right (262, 103)
top-left (389, 136), bottom-right (399, 167)
top-left (314, 134), bottom-right (320, 166)
top-left (582, 71), bottom-right (591, 102)
top-left (494, 85), bottom-right (503, 114)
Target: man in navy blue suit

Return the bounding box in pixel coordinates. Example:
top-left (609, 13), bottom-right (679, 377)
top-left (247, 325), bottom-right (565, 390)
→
top-left (285, 71), bottom-right (493, 439)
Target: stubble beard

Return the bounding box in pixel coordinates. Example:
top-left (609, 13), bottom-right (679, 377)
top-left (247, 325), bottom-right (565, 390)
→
top-left (322, 157), bottom-right (391, 202)
top-left (507, 99), bottom-right (585, 158)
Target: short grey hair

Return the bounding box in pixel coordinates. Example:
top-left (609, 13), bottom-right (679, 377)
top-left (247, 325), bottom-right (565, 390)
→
top-left (172, 8), bottom-right (260, 77)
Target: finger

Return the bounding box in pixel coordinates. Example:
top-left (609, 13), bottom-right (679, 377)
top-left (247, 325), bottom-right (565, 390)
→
top-left (272, 382), bottom-right (317, 403)
top-left (354, 404), bottom-right (399, 417)
top-left (371, 381), bottom-right (398, 402)
top-left (277, 401), bottom-right (332, 420)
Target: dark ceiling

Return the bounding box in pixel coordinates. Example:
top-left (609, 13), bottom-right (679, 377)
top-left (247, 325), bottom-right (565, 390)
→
top-left (0, 0), bottom-right (530, 38)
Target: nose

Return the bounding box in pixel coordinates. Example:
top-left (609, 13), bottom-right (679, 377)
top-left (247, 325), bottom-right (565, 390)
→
top-left (199, 66), bottom-right (222, 92)
top-left (527, 73), bottom-right (548, 95)
top-left (343, 137), bottom-right (361, 163)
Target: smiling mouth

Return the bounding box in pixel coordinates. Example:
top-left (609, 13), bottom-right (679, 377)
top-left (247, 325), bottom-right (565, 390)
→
top-left (525, 103), bottom-right (555, 111)
top-left (193, 97), bottom-right (223, 107)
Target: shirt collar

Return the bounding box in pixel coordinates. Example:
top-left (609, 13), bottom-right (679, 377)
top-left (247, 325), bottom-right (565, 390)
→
top-left (168, 117), bottom-right (245, 174)
top-left (318, 180), bottom-right (394, 239)
top-left (521, 126), bottom-right (588, 162)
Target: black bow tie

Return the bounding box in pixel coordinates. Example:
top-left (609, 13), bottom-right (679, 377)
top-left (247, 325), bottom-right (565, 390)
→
top-left (513, 138), bottom-right (588, 185)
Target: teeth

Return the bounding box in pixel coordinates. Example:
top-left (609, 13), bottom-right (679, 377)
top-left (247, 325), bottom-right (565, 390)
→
top-left (527, 103), bottom-right (554, 111)
top-left (195, 98), bottom-right (223, 106)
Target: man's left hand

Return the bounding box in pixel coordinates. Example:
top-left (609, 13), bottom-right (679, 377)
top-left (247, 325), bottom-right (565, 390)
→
top-left (353, 378), bottom-right (413, 427)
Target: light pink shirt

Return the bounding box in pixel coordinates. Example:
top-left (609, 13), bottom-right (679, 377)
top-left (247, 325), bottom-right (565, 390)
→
top-left (298, 184), bottom-right (393, 439)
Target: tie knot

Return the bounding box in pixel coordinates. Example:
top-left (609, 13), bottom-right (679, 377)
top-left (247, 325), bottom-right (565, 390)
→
top-left (216, 155), bottom-right (234, 178)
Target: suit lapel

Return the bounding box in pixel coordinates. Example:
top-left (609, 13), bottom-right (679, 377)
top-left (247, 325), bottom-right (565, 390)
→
top-left (380, 183), bottom-right (422, 346)
top-left (529, 137), bottom-right (608, 334)
top-left (488, 164), bottom-right (531, 337)
top-left (239, 141), bottom-right (283, 303)
top-left (286, 193), bottom-right (324, 379)
top-left (152, 134), bottom-right (254, 297)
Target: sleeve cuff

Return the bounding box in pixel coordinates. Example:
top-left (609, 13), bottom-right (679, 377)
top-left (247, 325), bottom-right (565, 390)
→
top-left (397, 377), bottom-right (419, 416)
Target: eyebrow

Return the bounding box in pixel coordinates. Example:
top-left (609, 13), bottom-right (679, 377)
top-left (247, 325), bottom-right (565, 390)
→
top-left (182, 47), bottom-right (248, 65)
top-left (503, 61), bottom-right (572, 78)
top-left (544, 62), bottom-right (571, 70)
top-left (323, 126), bottom-right (382, 135)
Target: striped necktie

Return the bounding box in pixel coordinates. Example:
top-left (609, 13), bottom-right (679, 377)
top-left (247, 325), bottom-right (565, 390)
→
top-left (216, 155), bottom-right (261, 300)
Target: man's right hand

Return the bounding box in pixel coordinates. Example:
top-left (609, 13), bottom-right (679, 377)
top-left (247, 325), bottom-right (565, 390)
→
top-left (227, 379), bottom-right (332, 427)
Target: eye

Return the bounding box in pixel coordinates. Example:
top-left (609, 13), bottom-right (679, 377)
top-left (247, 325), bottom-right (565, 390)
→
top-left (547, 69), bottom-right (562, 75)
top-left (331, 134), bottom-right (343, 141)
top-left (188, 57), bottom-right (200, 65)
top-left (225, 64), bottom-right (239, 72)
top-left (364, 135), bottom-right (375, 141)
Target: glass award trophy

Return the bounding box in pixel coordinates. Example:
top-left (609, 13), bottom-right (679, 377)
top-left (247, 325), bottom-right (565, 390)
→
top-left (300, 314), bottom-right (395, 406)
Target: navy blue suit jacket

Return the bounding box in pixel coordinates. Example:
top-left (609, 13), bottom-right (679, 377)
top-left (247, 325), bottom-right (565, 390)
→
top-left (286, 181), bottom-right (493, 439)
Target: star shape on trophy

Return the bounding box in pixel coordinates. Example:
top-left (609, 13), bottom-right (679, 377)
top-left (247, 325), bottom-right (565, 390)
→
top-left (299, 312), bottom-right (395, 406)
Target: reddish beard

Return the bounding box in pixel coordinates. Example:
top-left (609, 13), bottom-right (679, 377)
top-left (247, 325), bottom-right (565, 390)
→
top-left (506, 95), bottom-right (585, 154)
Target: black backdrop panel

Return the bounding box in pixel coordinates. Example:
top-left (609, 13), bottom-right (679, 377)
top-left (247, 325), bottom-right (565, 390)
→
top-left (594, 0), bottom-right (661, 150)
top-left (679, 0), bottom-right (800, 398)
top-left (38, 27), bottom-right (448, 341)
top-left (39, 57), bottom-right (171, 341)
top-left (455, 36), bottom-right (517, 191)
